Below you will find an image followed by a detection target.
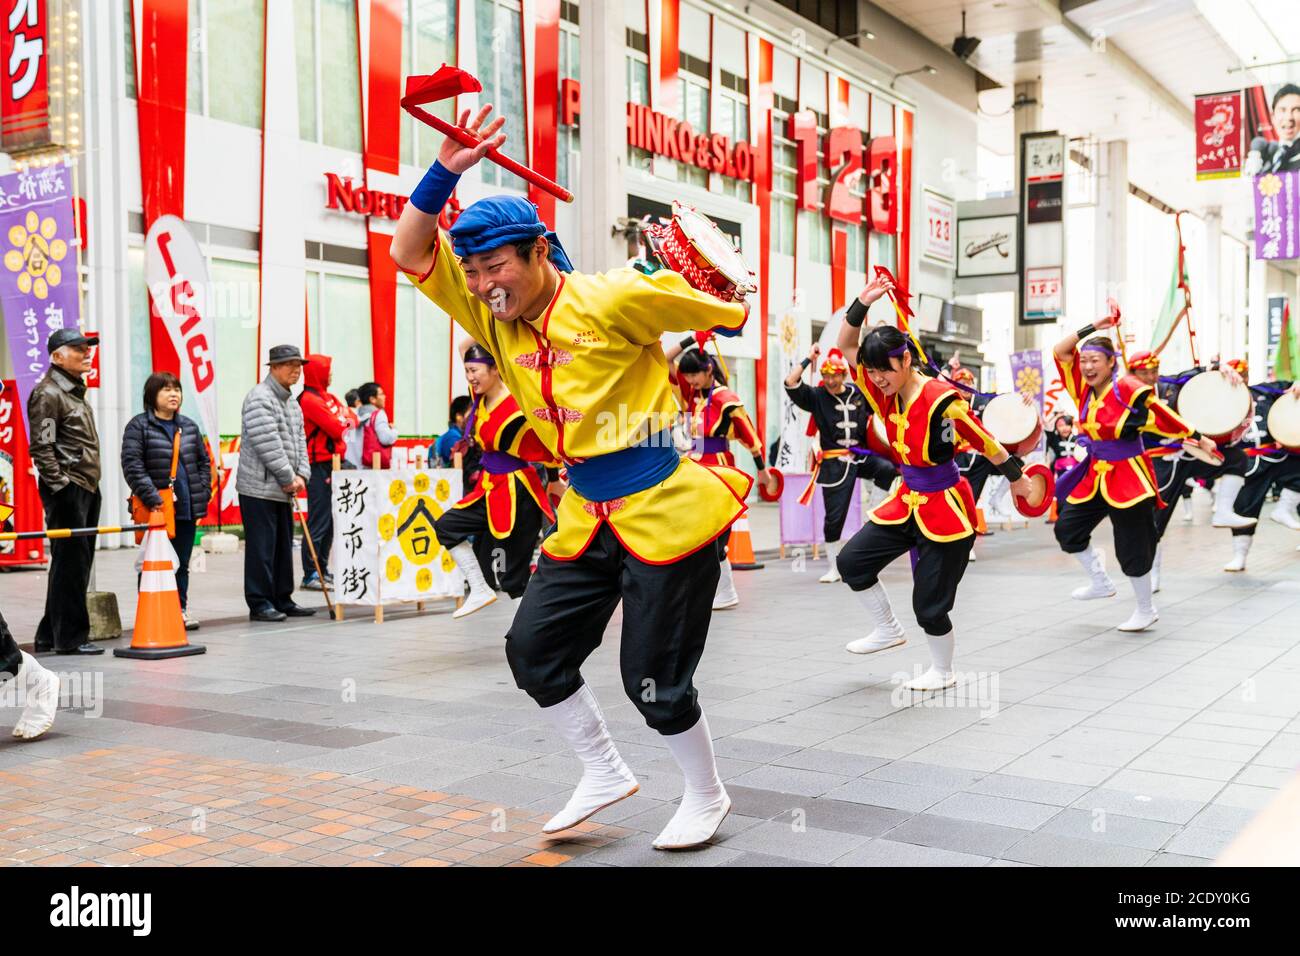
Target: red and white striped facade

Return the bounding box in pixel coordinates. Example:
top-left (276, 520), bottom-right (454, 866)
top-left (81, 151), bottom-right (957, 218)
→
top-left (71, 0), bottom-right (979, 532)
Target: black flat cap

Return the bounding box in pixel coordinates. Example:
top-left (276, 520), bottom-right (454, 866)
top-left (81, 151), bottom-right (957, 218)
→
top-left (266, 344), bottom-right (309, 365)
top-left (47, 328), bottom-right (99, 353)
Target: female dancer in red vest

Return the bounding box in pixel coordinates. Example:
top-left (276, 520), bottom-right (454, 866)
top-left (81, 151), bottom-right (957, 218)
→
top-left (666, 335), bottom-right (774, 610)
top-left (434, 343), bottom-right (558, 618)
top-left (1051, 313), bottom-right (1215, 631)
top-left (834, 314), bottom-right (1031, 690)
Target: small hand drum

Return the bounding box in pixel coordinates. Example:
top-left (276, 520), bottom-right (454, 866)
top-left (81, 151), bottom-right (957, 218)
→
top-left (1180, 440), bottom-right (1224, 465)
top-left (1267, 392), bottom-right (1300, 452)
top-left (1012, 462), bottom-right (1055, 518)
top-left (982, 393), bottom-right (1043, 457)
top-left (758, 468), bottom-right (784, 502)
top-left (642, 201), bottom-right (757, 303)
top-left (1176, 370), bottom-right (1253, 444)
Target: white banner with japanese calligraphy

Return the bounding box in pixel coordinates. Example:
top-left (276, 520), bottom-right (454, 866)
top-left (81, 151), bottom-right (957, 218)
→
top-left (331, 468), bottom-right (464, 607)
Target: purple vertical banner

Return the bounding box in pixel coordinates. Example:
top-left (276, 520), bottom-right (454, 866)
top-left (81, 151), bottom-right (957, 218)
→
top-left (1254, 170), bottom-right (1300, 261)
top-left (0, 162), bottom-right (77, 433)
top-left (1009, 349), bottom-right (1045, 410)
top-left (1009, 349), bottom-right (1046, 453)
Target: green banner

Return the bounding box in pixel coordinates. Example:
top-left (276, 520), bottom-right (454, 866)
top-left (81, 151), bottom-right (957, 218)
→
top-left (1149, 240), bottom-right (1187, 352)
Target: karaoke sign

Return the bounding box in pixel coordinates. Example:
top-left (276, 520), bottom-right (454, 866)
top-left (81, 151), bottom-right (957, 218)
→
top-left (0, 0), bottom-right (50, 151)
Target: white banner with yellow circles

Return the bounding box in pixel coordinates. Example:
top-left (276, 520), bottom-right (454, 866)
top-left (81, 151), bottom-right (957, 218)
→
top-left (376, 468), bottom-right (464, 601)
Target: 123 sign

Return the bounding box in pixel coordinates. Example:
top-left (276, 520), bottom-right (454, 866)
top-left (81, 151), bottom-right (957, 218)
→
top-left (922, 188), bottom-right (954, 265)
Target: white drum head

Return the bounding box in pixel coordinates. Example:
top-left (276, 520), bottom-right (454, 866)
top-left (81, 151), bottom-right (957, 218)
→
top-left (1268, 392), bottom-right (1300, 448)
top-left (673, 201), bottom-right (756, 293)
top-left (1176, 371), bottom-right (1250, 437)
top-left (982, 393), bottom-right (1038, 446)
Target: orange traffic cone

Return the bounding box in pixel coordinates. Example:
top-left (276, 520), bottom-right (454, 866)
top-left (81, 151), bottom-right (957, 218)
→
top-left (975, 507), bottom-right (988, 535)
top-left (727, 516), bottom-right (764, 571)
top-left (115, 512), bottom-right (206, 660)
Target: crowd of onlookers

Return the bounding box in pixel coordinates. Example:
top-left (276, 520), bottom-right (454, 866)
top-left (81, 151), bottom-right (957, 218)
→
top-left (19, 331), bottom-right (475, 644)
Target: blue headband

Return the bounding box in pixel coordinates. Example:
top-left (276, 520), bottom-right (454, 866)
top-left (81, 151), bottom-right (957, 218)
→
top-left (449, 195), bottom-right (574, 272)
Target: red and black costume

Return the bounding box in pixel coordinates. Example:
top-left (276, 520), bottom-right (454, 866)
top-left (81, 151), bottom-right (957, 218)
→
top-left (1052, 345), bottom-right (1196, 576)
top-left (838, 371), bottom-right (1008, 635)
top-left (434, 391), bottom-right (557, 599)
top-left (1227, 376), bottom-right (1300, 537)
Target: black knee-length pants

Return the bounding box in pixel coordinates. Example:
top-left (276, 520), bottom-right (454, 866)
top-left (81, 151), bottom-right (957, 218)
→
top-left (1054, 494), bottom-right (1157, 577)
top-left (1230, 453), bottom-right (1300, 537)
top-left (1151, 454), bottom-right (1221, 541)
top-left (505, 524), bottom-right (722, 735)
top-left (434, 492), bottom-right (544, 598)
top-left (836, 516), bottom-right (973, 636)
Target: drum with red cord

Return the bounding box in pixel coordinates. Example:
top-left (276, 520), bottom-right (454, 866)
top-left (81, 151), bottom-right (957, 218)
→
top-left (642, 201), bottom-right (758, 303)
top-left (981, 393), bottom-right (1044, 457)
top-left (1012, 462), bottom-right (1055, 518)
top-left (1175, 370), bottom-right (1253, 444)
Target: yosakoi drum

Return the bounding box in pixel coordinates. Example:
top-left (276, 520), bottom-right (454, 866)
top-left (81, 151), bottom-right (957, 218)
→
top-left (1012, 462), bottom-right (1055, 518)
top-left (1175, 370), bottom-right (1252, 444)
top-left (980, 393), bottom-right (1043, 457)
top-left (642, 201), bottom-right (758, 303)
top-left (1267, 391), bottom-right (1300, 452)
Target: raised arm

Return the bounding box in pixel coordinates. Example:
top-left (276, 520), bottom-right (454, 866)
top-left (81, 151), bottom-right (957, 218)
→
top-left (390, 106), bottom-right (506, 279)
top-left (839, 273), bottom-right (894, 367)
top-left (1053, 310), bottom-right (1120, 365)
top-left (785, 343), bottom-right (818, 389)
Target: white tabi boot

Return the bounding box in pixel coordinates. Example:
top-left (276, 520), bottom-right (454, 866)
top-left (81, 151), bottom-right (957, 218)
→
top-left (449, 542), bottom-right (497, 619)
top-left (902, 631), bottom-right (957, 691)
top-left (1117, 573), bottom-right (1158, 632)
top-left (713, 554), bottom-right (739, 610)
top-left (845, 582), bottom-right (906, 654)
top-left (1211, 475), bottom-right (1256, 529)
top-left (1223, 535), bottom-right (1251, 572)
top-left (819, 539), bottom-right (843, 583)
top-left (10, 652), bottom-right (59, 740)
top-left (1268, 488), bottom-right (1300, 531)
top-left (539, 685), bottom-right (639, 834)
top-left (1071, 547), bottom-right (1117, 600)
top-left (1181, 486), bottom-right (1195, 523)
top-left (1151, 544), bottom-right (1162, 593)
top-left (653, 713), bottom-right (731, 850)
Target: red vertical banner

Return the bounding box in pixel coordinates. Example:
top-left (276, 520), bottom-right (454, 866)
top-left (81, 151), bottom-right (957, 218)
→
top-left (133, 0), bottom-right (188, 375)
top-left (530, 0), bottom-right (561, 227)
top-left (898, 108), bottom-right (913, 295)
top-left (752, 37), bottom-right (773, 445)
top-left (0, 380), bottom-right (44, 565)
top-left (362, 0), bottom-right (403, 415)
top-left (1194, 90), bottom-right (1243, 181)
top-left (830, 228), bottom-right (847, 312)
top-left (1, 0), bottom-right (50, 150)
top-left (366, 0), bottom-right (403, 176)
top-left (657, 0), bottom-right (680, 116)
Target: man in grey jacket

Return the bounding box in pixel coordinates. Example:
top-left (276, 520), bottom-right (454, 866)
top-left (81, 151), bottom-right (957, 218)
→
top-left (238, 345), bottom-right (316, 622)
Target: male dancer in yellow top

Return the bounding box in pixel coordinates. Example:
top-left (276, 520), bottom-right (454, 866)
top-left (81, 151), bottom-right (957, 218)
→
top-left (392, 105), bottom-right (751, 850)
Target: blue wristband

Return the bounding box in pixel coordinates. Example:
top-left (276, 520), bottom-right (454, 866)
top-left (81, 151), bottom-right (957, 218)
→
top-left (409, 160), bottom-right (461, 216)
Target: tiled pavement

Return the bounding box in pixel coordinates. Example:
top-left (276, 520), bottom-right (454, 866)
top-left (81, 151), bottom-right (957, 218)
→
top-left (1, 492), bottom-right (1299, 867)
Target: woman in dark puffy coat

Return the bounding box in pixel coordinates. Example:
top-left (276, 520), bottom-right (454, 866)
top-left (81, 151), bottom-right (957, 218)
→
top-left (121, 372), bottom-right (213, 629)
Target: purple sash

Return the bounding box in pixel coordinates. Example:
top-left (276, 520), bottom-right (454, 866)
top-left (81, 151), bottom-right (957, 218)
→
top-left (480, 450), bottom-right (528, 474)
top-left (1054, 437), bottom-right (1143, 502)
top-left (899, 460), bottom-right (960, 493)
top-left (692, 436), bottom-right (728, 455)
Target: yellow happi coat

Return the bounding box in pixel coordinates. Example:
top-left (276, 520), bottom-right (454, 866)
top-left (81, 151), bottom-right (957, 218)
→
top-left (409, 232), bottom-right (752, 562)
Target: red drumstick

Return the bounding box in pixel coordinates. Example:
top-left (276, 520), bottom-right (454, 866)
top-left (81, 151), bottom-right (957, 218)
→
top-left (401, 66), bottom-right (574, 204)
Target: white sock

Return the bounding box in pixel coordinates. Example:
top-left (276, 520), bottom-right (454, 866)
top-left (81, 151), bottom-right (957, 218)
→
top-left (846, 582), bottom-right (905, 652)
top-left (11, 651), bottom-right (58, 740)
top-left (653, 713), bottom-right (730, 849)
top-left (539, 685), bottom-right (638, 833)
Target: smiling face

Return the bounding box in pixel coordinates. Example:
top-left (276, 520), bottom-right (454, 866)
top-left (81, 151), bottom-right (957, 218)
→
top-left (1078, 346), bottom-right (1116, 391)
top-left (464, 360), bottom-right (499, 396)
top-left (822, 370), bottom-right (847, 393)
top-left (863, 350), bottom-right (912, 397)
top-left (1131, 367), bottom-right (1159, 388)
top-left (1273, 92), bottom-right (1300, 144)
top-left (461, 239), bottom-right (553, 322)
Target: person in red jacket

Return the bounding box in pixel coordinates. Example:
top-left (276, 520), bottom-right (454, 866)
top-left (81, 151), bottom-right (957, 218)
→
top-left (298, 354), bottom-right (357, 590)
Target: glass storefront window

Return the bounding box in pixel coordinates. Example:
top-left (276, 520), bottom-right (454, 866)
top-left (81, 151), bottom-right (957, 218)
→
top-left (206, 0), bottom-right (264, 128)
top-left (319, 273), bottom-right (374, 403)
top-left (295, 0), bottom-right (318, 141)
top-left (626, 55), bottom-right (652, 171)
top-left (475, 0), bottom-right (526, 192)
top-left (557, 27), bottom-right (580, 189)
top-left (802, 210), bottom-right (831, 265)
top-left (403, 0), bottom-right (458, 169)
top-left (320, 0), bottom-right (363, 151)
top-left (209, 258), bottom-right (261, 436)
